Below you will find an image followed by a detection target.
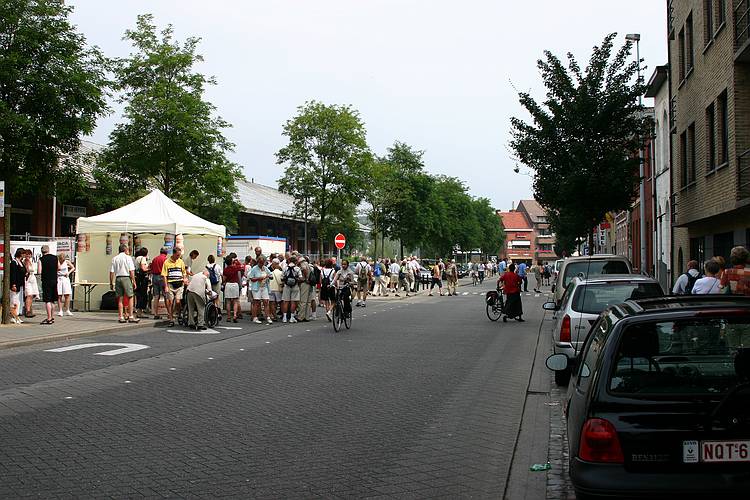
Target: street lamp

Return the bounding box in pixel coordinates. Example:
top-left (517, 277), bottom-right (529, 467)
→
top-left (626, 33), bottom-right (647, 276)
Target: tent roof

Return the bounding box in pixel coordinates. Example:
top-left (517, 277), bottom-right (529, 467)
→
top-left (76, 190), bottom-right (226, 236)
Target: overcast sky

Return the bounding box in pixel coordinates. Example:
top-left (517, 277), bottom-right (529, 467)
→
top-left (69, 0), bottom-right (667, 211)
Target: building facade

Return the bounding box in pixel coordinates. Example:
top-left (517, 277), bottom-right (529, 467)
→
top-left (646, 64), bottom-right (673, 291)
top-left (498, 200), bottom-right (557, 265)
top-left (516, 199), bottom-right (557, 264)
top-left (668, 0), bottom-right (750, 275)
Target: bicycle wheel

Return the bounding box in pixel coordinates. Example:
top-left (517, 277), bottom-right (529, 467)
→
top-left (205, 303), bottom-right (218, 328)
top-left (332, 303), bottom-right (342, 332)
top-left (177, 303), bottom-right (189, 326)
top-left (486, 302), bottom-right (502, 322)
top-left (344, 306), bottom-right (352, 330)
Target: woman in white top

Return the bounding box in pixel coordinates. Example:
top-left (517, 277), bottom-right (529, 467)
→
top-left (57, 253), bottom-right (75, 316)
top-left (692, 260), bottom-right (722, 295)
top-left (23, 249), bottom-right (39, 318)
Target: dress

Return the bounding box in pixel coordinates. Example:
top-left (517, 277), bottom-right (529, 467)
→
top-left (134, 255), bottom-right (150, 310)
top-left (24, 260), bottom-right (39, 298)
top-left (57, 261), bottom-right (73, 296)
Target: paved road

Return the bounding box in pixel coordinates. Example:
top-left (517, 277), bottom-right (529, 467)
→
top-left (0, 283), bottom-right (549, 499)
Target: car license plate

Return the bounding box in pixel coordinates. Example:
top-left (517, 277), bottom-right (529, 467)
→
top-left (683, 440), bottom-right (750, 463)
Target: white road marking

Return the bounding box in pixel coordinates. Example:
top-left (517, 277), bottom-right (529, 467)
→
top-left (64, 396), bottom-right (73, 400)
top-left (124, 380), bottom-right (132, 384)
top-left (535, 294), bottom-right (540, 297)
top-left (239, 348), bottom-right (245, 351)
top-left (462, 292), bottom-right (469, 296)
top-left (166, 329), bottom-right (218, 335)
top-left (216, 326), bottom-right (243, 330)
top-left (207, 357), bottom-right (214, 360)
top-left (265, 341), bottom-right (271, 344)
top-left (45, 343), bottom-right (149, 356)
top-left (169, 368), bottom-right (176, 371)
top-left (287, 335), bottom-right (293, 337)
top-left (305, 329), bottom-right (311, 332)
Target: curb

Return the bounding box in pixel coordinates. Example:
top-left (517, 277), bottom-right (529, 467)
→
top-left (0, 321), bottom-right (155, 351)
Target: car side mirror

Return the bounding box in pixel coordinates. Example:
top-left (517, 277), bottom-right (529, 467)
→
top-left (542, 301), bottom-right (558, 311)
top-left (545, 353), bottom-right (569, 372)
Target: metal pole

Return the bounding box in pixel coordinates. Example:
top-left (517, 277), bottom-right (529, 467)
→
top-left (637, 38), bottom-right (647, 275)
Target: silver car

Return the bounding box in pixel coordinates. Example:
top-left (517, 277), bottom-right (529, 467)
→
top-left (543, 274), bottom-right (664, 385)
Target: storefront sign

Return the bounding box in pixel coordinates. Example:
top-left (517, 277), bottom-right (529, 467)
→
top-left (62, 205), bottom-right (87, 218)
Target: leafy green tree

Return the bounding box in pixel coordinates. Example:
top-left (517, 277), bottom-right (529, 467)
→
top-left (0, 0), bottom-right (108, 321)
top-left (472, 197), bottom-right (505, 256)
top-left (96, 14), bottom-right (242, 230)
top-left (510, 33), bottom-right (649, 252)
top-left (421, 176), bottom-right (480, 257)
top-left (277, 101), bottom-right (371, 253)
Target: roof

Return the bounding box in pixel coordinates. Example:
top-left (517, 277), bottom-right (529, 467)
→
top-left (235, 180), bottom-right (301, 220)
top-left (571, 274), bottom-right (660, 285)
top-left (615, 296), bottom-right (750, 316)
top-left (645, 65), bottom-right (669, 98)
top-left (516, 199), bottom-right (546, 222)
top-left (498, 211), bottom-right (531, 230)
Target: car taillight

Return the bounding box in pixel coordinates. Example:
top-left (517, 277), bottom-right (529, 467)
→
top-left (560, 315), bottom-right (571, 343)
top-left (579, 418), bottom-right (624, 464)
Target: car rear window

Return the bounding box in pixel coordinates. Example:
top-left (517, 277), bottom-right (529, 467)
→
top-left (609, 317), bottom-right (750, 396)
top-left (562, 260), bottom-right (630, 287)
top-left (572, 283), bottom-right (663, 314)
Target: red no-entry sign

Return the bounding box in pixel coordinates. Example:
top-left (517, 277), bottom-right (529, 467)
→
top-left (334, 233), bottom-right (346, 250)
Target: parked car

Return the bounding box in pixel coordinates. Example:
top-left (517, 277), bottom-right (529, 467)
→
top-left (552, 254), bottom-right (632, 306)
top-left (546, 296), bottom-right (750, 499)
top-left (456, 264), bottom-right (470, 279)
top-left (543, 275), bottom-right (664, 385)
top-left (417, 266), bottom-right (432, 284)
top-left (552, 258), bottom-right (564, 281)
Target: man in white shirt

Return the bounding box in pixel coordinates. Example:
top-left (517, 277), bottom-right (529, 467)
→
top-left (109, 244), bottom-right (137, 323)
top-left (187, 270), bottom-right (212, 330)
top-left (355, 257), bottom-right (371, 307)
top-left (672, 260), bottom-right (702, 295)
top-left (389, 259), bottom-right (401, 296)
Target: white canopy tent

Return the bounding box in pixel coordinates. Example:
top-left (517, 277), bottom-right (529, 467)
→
top-left (73, 190), bottom-right (225, 310)
top-left (76, 189), bottom-right (225, 236)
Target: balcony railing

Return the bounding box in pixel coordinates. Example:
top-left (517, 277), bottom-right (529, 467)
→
top-left (735, 0), bottom-right (750, 61)
top-left (739, 149), bottom-right (750, 200)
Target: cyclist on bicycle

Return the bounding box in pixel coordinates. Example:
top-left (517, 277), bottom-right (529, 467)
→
top-left (331, 259), bottom-right (354, 316)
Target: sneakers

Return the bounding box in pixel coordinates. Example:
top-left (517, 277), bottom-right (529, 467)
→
top-left (356, 301), bottom-right (362, 307)
top-left (253, 318), bottom-right (262, 324)
top-left (290, 317), bottom-right (297, 324)
top-left (65, 310), bottom-right (73, 316)
top-left (428, 293), bottom-right (433, 296)
top-left (57, 310), bottom-right (64, 317)
top-left (326, 310), bottom-right (332, 322)
top-left (361, 302), bottom-right (366, 308)
top-left (282, 317), bottom-right (288, 323)
top-left (267, 318), bottom-right (273, 325)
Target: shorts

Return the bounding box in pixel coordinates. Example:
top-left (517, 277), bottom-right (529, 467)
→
top-left (211, 281), bottom-right (221, 295)
top-left (320, 286), bottom-right (335, 302)
top-left (115, 276), bottom-right (134, 298)
top-left (42, 282), bottom-right (57, 303)
top-left (270, 290), bottom-right (282, 303)
top-left (357, 278), bottom-right (368, 291)
top-left (166, 282), bottom-right (184, 301)
top-left (253, 287), bottom-right (270, 301)
top-left (152, 275), bottom-right (165, 297)
top-left (282, 285), bottom-right (301, 302)
top-left (389, 275), bottom-right (398, 285)
top-left (224, 282), bottom-right (240, 299)
top-left (57, 276), bottom-right (72, 296)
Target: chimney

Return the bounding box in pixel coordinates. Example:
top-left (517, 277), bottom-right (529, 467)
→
top-left (511, 201), bottom-right (515, 211)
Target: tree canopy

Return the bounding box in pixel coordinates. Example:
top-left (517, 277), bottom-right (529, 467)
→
top-left (510, 33), bottom-right (649, 252)
top-left (95, 14), bottom-right (242, 230)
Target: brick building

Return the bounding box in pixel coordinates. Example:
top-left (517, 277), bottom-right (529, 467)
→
top-left (668, 0), bottom-right (750, 274)
top-left (497, 200), bottom-right (557, 265)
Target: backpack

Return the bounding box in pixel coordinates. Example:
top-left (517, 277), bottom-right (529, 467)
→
top-left (373, 263), bottom-right (382, 277)
top-left (207, 264), bottom-right (219, 285)
top-left (685, 272), bottom-right (702, 294)
top-left (321, 268), bottom-right (334, 289)
top-left (307, 265), bottom-right (319, 286)
top-left (284, 266), bottom-right (299, 287)
top-left (358, 263), bottom-right (369, 279)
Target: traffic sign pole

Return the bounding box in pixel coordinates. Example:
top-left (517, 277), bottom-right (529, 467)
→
top-left (334, 233), bottom-right (346, 266)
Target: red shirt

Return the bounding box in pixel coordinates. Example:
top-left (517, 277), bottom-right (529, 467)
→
top-left (150, 253), bottom-right (167, 275)
top-left (500, 272), bottom-right (522, 295)
top-left (223, 264), bottom-right (243, 284)
top-left (720, 265), bottom-right (750, 296)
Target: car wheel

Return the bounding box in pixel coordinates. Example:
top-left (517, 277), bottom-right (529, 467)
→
top-left (554, 367), bottom-right (571, 386)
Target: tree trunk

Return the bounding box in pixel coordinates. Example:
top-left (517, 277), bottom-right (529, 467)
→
top-left (381, 232), bottom-right (385, 258)
top-left (400, 240), bottom-right (404, 260)
top-left (588, 227), bottom-right (595, 256)
top-left (2, 201), bottom-right (10, 324)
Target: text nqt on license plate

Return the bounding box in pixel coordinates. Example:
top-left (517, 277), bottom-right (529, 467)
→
top-left (683, 440), bottom-right (750, 463)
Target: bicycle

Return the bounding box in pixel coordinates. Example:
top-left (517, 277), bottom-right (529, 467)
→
top-left (332, 285), bottom-right (352, 332)
top-left (471, 271), bottom-right (478, 287)
top-left (485, 287), bottom-right (505, 322)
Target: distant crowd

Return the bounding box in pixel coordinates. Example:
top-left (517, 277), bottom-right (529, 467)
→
top-left (672, 245), bottom-right (750, 296)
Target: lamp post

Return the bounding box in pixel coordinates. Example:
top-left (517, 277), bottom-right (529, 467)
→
top-left (626, 33), bottom-right (647, 275)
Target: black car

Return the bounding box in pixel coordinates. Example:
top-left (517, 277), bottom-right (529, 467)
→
top-left (546, 296), bottom-right (750, 499)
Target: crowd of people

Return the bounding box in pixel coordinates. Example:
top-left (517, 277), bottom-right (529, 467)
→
top-left (8, 245), bottom-right (75, 325)
top-left (106, 247), bottom-right (492, 329)
top-left (672, 245), bottom-right (750, 296)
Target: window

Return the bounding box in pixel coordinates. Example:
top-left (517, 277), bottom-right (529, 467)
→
top-left (572, 283), bottom-right (664, 315)
top-left (576, 317), bottom-right (609, 393)
top-left (680, 130), bottom-right (688, 187)
top-left (678, 28), bottom-right (686, 81)
top-left (686, 13), bottom-right (694, 73)
top-left (562, 260), bottom-right (631, 288)
top-left (609, 318), bottom-right (749, 395)
top-left (706, 102), bottom-right (716, 172)
top-left (718, 89), bottom-right (728, 166)
top-left (704, 0), bottom-right (713, 45)
top-left (717, 0), bottom-right (726, 27)
top-left (690, 236), bottom-right (705, 264)
top-left (538, 244), bottom-right (553, 252)
top-left (688, 122), bottom-right (696, 184)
